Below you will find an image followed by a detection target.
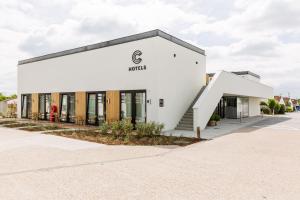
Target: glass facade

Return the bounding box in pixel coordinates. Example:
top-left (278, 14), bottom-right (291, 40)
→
top-left (21, 94), bottom-right (32, 118)
top-left (215, 96), bottom-right (249, 119)
top-left (20, 90), bottom-right (146, 126)
top-left (121, 92), bottom-right (132, 121)
top-left (60, 93), bottom-right (75, 123)
top-left (121, 91), bottom-right (146, 125)
top-left (87, 92), bottom-right (106, 125)
top-left (39, 94), bottom-right (51, 120)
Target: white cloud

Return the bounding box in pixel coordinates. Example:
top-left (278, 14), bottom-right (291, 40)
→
top-left (0, 0), bottom-right (299, 97)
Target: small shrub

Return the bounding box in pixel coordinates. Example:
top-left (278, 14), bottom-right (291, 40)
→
top-left (261, 105), bottom-right (271, 114)
top-left (136, 122), bottom-right (165, 136)
top-left (99, 122), bottom-right (110, 134)
top-left (279, 104), bottom-right (286, 114)
top-left (154, 123), bottom-right (164, 135)
top-left (260, 101), bottom-right (268, 106)
top-left (111, 121), bottom-right (122, 135)
top-left (121, 119), bottom-right (134, 135)
top-left (286, 106), bottom-right (293, 112)
top-left (210, 114), bottom-right (221, 121)
top-left (274, 102), bottom-right (281, 114)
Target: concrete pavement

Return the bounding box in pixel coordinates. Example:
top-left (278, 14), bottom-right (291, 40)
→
top-left (0, 113), bottom-right (300, 199)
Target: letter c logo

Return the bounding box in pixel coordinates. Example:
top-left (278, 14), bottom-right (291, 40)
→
top-left (132, 50), bottom-right (142, 64)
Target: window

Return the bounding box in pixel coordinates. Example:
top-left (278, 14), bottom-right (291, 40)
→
top-left (120, 90), bottom-right (146, 125)
top-left (39, 93), bottom-right (51, 120)
top-left (21, 94), bottom-right (32, 118)
top-left (60, 93), bottom-right (75, 123)
top-left (87, 92), bottom-right (106, 125)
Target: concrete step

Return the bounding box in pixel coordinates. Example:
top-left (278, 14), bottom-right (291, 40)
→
top-left (176, 124), bottom-right (193, 129)
top-left (179, 120), bottom-right (193, 125)
top-left (179, 119), bottom-right (193, 124)
top-left (175, 127), bottom-right (193, 131)
top-left (183, 114), bottom-right (193, 118)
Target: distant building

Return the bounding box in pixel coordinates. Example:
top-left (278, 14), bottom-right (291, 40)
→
top-left (274, 96), bottom-right (285, 105)
top-left (0, 98), bottom-right (17, 117)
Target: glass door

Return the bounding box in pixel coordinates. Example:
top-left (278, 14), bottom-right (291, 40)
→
top-left (21, 95), bottom-right (28, 118)
top-left (60, 93), bottom-right (75, 123)
top-left (121, 92), bottom-right (132, 122)
top-left (39, 93), bottom-right (51, 120)
top-left (87, 92), bottom-right (106, 125)
top-left (97, 93), bottom-right (106, 124)
top-left (135, 92), bottom-right (146, 123)
top-left (21, 94), bottom-right (32, 118)
top-left (120, 90), bottom-right (146, 125)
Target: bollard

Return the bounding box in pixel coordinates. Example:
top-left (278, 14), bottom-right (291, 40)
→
top-left (240, 112), bottom-right (242, 123)
top-left (196, 127), bottom-right (201, 139)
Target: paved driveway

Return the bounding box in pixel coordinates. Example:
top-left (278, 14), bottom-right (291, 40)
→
top-left (0, 113), bottom-right (300, 200)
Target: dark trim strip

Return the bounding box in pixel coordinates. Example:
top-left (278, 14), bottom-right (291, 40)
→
top-left (208, 71), bottom-right (261, 79)
top-left (18, 29), bottom-right (205, 65)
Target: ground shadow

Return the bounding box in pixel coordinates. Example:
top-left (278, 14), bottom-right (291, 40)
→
top-left (233, 116), bottom-right (292, 133)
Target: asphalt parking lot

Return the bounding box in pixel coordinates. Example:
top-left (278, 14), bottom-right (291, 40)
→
top-left (0, 113), bottom-right (300, 200)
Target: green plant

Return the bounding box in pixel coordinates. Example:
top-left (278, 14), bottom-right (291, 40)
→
top-left (111, 121), bottom-right (122, 135)
top-left (286, 106), bottom-right (293, 112)
top-left (210, 114), bottom-right (221, 122)
top-left (120, 119), bottom-right (134, 135)
top-left (99, 122), bottom-right (110, 134)
top-left (278, 104), bottom-right (286, 114)
top-left (154, 123), bottom-right (164, 135)
top-left (260, 101), bottom-right (268, 106)
top-left (136, 122), bottom-right (164, 136)
top-left (274, 102), bottom-right (281, 114)
top-left (268, 99), bottom-right (276, 114)
top-left (261, 105), bottom-right (271, 115)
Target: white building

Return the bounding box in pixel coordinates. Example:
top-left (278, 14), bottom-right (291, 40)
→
top-left (17, 30), bottom-right (273, 131)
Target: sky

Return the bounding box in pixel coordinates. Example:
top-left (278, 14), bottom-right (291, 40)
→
top-left (0, 0), bottom-right (300, 98)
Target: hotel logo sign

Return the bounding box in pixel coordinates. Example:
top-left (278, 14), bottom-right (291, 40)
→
top-left (132, 50), bottom-right (142, 64)
top-left (129, 50), bottom-right (146, 72)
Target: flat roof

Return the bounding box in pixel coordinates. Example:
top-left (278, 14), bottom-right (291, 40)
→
top-left (18, 29), bottom-right (205, 65)
top-left (208, 71), bottom-right (261, 79)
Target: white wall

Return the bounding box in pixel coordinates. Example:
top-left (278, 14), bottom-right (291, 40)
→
top-left (155, 37), bottom-right (206, 130)
top-left (193, 71), bottom-right (273, 130)
top-left (18, 36), bottom-right (206, 130)
top-left (0, 101), bottom-right (7, 115)
top-left (249, 97), bottom-right (261, 116)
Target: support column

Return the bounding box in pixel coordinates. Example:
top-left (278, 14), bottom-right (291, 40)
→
top-left (106, 91), bottom-right (120, 123)
top-left (31, 93), bottom-right (39, 119)
top-left (75, 92), bottom-right (86, 124)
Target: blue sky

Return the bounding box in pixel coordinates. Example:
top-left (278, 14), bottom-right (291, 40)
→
top-left (1, 0), bottom-right (300, 98)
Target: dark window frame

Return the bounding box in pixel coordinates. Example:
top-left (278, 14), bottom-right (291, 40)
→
top-left (59, 92), bottom-right (76, 123)
top-left (119, 90), bottom-right (147, 125)
top-left (38, 93), bottom-right (51, 120)
top-left (21, 94), bottom-right (32, 119)
top-left (86, 91), bottom-right (106, 126)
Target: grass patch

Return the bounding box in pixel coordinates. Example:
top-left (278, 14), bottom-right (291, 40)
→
top-left (4, 123), bottom-right (37, 128)
top-left (19, 125), bottom-right (66, 132)
top-left (44, 130), bottom-right (201, 146)
top-left (0, 120), bottom-right (18, 125)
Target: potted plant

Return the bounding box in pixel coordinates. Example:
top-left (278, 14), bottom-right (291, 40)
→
top-left (208, 114), bottom-right (221, 126)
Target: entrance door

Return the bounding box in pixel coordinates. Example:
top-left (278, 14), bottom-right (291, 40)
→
top-left (60, 93), bottom-right (75, 123)
top-left (21, 94), bottom-right (32, 118)
top-left (120, 90), bottom-right (146, 125)
top-left (38, 93), bottom-right (51, 120)
top-left (87, 92), bottom-right (106, 125)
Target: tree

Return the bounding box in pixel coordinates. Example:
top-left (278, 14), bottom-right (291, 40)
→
top-left (274, 102), bottom-right (281, 114)
top-left (0, 93), bottom-right (7, 101)
top-left (0, 93), bottom-right (17, 101)
top-left (8, 94), bottom-right (17, 99)
top-left (279, 104), bottom-right (286, 114)
top-left (268, 99), bottom-right (276, 115)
